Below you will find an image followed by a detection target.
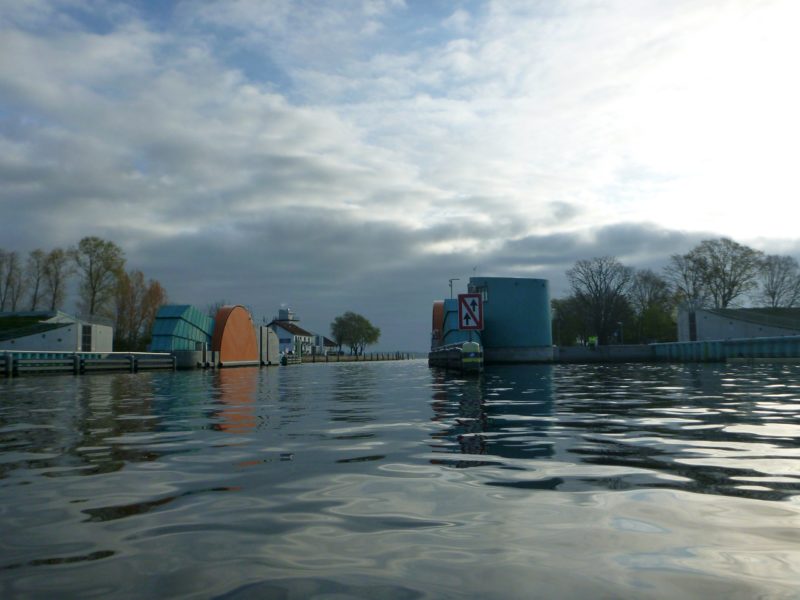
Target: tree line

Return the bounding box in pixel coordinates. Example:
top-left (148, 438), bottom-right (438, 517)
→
top-left (553, 237), bottom-right (800, 346)
top-left (0, 236), bottom-right (167, 351)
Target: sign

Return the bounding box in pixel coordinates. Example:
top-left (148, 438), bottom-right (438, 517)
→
top-left (458, 293), bottom-right (483, 330)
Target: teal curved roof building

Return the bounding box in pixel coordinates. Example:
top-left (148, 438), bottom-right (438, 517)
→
top-left (149, 305), bottom-right (214, 352)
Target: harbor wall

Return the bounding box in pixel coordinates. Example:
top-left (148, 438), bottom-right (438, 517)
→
top-left (554, 345), bottom-right (653, 363)
top-left (652, 335), bottom-right (800, 362)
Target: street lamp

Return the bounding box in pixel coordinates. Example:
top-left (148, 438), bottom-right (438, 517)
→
top-left (449, 278), bottom-right (460, 299)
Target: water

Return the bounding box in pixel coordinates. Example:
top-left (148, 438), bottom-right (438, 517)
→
top-left (2, 361), bottom-right (800, 598)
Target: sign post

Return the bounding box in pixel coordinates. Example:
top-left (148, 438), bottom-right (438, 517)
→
top-left (458, 293), bottom-right (483, 331)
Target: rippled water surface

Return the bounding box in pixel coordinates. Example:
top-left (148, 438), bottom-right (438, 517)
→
top-left (2, 361), bottom-right (800, 598)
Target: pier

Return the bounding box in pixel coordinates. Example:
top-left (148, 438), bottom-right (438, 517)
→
top-left (1, 351), bottom-right (175, 377)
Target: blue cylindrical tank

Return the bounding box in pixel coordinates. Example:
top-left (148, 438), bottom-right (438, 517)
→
top-left (467, 277), bottom-right (552, 362)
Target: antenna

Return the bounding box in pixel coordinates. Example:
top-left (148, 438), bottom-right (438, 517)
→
top-left (449, 278), bottom-right (460, 299)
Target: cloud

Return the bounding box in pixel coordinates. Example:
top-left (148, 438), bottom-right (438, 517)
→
top-left (2, 0), bottom-right (800, 350)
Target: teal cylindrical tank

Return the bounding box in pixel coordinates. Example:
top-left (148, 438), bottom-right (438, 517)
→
top-left (467, 277), bottom-right (552, 361)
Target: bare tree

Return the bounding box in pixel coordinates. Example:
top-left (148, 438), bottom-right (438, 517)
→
top-left (207, 300), bottom-right (228, 318)
top-left (72, 236), bottom-right (125, 318)
top-left (26, 249), bottom-right (47, 310)
top-left (567, 256), bottom-right (633, 345)
top-left (0, 250), bottom-right (25, 311)
top-left (629, 269), bottom-right (675, 342)
top-left (0, 249), bottom-right (9, 310)
top-left (630, 270), bottom-right (672, 315)
top-left (694, 238), bottom-right (763, 308)
top-left (664, 250), bottom-right (708, 312)
top-left (43, 248), bottom-right (72, 311)
top-left (758, 255), bottom-right (800, 308)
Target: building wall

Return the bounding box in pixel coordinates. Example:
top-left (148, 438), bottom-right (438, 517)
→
top-left (149, 305), bottom-right (214, 352)
top-left (468, 277), bottom-right (552, 350)
top-left (0, 324), bottom-right (78, 351)
top-left (211, 305), bottom-right (259, 365)
top-left (90, 324), bottom-right (114, 352)
top-left (270, 324), bottom-right (313, 355)
top-left (679, 309), bottom-right (800, 342)
top-left (0, 321), bottom-right (113, 352)
top-left (258, 327), bottom-right (280, 365)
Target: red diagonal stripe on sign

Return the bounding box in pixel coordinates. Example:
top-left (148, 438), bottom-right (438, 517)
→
top-left (462, 297), bottom-right (478, 326)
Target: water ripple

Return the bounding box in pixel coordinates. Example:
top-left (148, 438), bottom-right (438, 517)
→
top-left (2, 362), bottom-right (800, 598)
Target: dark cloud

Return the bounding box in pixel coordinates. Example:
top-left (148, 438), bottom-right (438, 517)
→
top-left (112, 218), bottom-right (762, 352)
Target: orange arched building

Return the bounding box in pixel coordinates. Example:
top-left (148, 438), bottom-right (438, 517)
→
top-left (211, 305), bottom-right (259, 366)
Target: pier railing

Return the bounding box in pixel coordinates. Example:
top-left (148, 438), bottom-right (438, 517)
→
top-left (1, 351), bottom-right (175, 377)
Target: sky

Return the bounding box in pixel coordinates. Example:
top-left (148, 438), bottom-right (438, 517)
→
top-left (1, 0), bottom-right (799, 351)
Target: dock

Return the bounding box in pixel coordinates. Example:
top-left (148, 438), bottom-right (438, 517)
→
top-left (1, 351), bottom-right (175, 377)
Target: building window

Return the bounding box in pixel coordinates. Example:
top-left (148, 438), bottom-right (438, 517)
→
top-left (82, 325), bottom-right (92, 352)
top-left (468, 283), bottom-right (489, 303)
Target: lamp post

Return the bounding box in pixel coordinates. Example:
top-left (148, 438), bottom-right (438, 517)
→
top-left (449, 278), bottom-right (460, 299)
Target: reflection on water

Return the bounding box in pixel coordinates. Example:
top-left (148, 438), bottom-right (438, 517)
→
top-left (430, 366), bottom-right (554, 468)
top-left (427, 364), bottom-right (800, 501)
top-left (2, 362), bottom-right (800, 598)
top-left (213, 368), bottom-right (258, 434)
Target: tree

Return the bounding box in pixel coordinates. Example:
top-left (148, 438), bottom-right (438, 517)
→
top-left (26, 249), bottom-right (47, 310)
top-left (629, 269), bottom-right (676, 342)
top-left (42, 248), bottom-right (72, 311)
top-left (206, 300), bottom-right (228, 318)
top-left (140, 279), bottom-right (167, 349)
top-left (114, 270), bottom-right (168, 351)
top-left (330, 311), bottom-right (381, 355)
top-left (356, 319), bottom-right (381, 355)
top-left (0, 249), bottom-right (6, 310)
top-left (566, 256), bottom-right (633, 345)
top-left (664, 249), bottom-right (709, 312)
top-left (693, 238), bottom-right (763, 308)
top-left (330, 314), bottom-right (347, 353)
top-left (551, 296), bottom-right (591, 346)
top-left (114, 270), bottom-right (146, 350)
top-left (757, 255), bottom-right (800, 308)
top-left (72, 236), bottom-right (125, 318)
top-left (0, 250), bottom-right (25, 312)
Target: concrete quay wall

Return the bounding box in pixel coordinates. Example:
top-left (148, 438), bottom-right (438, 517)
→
top-left (554, 345), bottom-right (653, 364)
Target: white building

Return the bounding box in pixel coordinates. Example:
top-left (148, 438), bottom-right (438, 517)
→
top-left (267, 308), bottom-right (337, 356)
top-left (268, 320), bottom-right (315, 355)
top-left (678, 307), bottom-right (800, 342)
top-left (0, 311), bottom-right (114, 352)
top-left (314, 334), bottom-right (339, 355)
